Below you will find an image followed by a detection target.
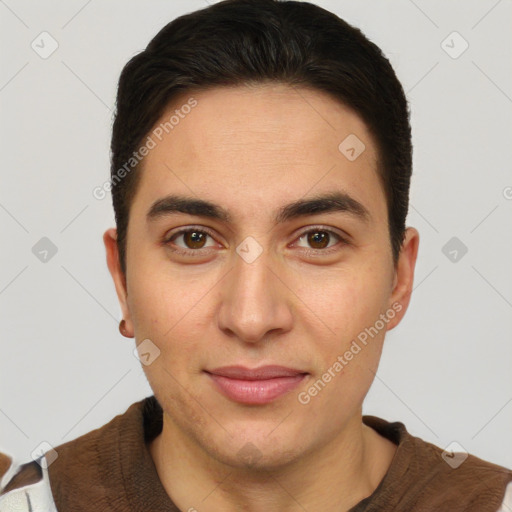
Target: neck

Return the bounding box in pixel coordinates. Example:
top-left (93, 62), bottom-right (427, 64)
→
top-left (149, 410), bottom-right (397, 512)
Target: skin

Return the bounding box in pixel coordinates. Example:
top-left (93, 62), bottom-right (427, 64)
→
top-left (104, 83), bottom-right (419, 512)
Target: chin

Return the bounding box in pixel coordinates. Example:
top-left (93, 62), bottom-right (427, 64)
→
top-left (200, 425), bottom-right (311, 471)
top-left (212, 443), bottom-right (303, 472)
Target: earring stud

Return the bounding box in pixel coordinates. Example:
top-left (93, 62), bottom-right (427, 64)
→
top-left (119, 319), bottom-right (128, 337)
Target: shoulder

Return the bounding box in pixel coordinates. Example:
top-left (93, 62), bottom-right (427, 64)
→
top-left (0, 450), bottom-right (58, 511)
top-left (407, 432), bottom-right (512, 510)
top-left (0, 397), bottom-right (154, 511)
top-left (364, 415), bottom-right (512, 511)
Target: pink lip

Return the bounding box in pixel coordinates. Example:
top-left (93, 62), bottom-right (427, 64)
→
top-left (205, 365), bottom-right (308, 404)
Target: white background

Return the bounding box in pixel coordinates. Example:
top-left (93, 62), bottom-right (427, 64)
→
top-left (1, 0), bottom-right (511, 470)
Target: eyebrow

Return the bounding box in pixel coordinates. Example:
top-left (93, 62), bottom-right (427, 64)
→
top-left (146, 191), bottom-right (371, 225)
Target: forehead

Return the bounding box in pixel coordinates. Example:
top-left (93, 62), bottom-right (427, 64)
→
top-left (131, 83), bottom-right (385, 225)
top-left (156, 83), bottom-right (376, 158)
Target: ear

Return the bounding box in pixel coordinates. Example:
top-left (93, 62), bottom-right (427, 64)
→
top-left (103, 228), bottom-right (134, 337)
top-left (386, 227), bottom-right (420, 331)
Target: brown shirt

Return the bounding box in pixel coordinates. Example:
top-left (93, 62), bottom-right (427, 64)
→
top-left (1, 395), bottom-right (511, 511)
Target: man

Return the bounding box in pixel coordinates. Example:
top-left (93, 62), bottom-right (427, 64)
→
top-left (1, 0), bottom-right (511, 510)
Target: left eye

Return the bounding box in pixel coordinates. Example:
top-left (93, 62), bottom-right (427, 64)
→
top-left (295, 229), bottom-right (344, 250)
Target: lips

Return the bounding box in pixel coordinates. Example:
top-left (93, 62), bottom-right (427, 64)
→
top-left (207, 365), bottom-right (306, 380)
top-left (205, 365), bottom-right (308, 404)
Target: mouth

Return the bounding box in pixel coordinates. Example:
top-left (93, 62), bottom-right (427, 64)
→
top-left (204, 365), bottom-right (309, 405)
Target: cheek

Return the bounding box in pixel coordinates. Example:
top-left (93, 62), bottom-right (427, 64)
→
top-left (296, 263), bottom-right (391, 339)
top-left (294, 261), bottom-right (392, 406)
top-left (297, 325), bottom-right (386, 424)
top-left (127, 262), bottom-right (195, 333)
top-left (126, 268), bottom-right (217, 366)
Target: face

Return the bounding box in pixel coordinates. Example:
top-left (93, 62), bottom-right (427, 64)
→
top-left (105, 83), bottom-right (418, 469)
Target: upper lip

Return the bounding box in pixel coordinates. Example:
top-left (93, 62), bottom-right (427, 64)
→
top-left (206, 365), bottom-right (308, 380)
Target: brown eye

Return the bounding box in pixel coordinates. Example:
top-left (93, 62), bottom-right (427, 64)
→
top-left (296, 228), bottom-right (344, 251)
top-left (164, 228), bottom-right (217, 255)
top-left (307, 231), bottom-right (330, 249)
top-left (182, 230), bottom-right (208, 249)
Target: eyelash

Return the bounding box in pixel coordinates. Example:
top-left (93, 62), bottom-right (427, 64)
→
top-left (163, 225), bottom-right (349, 257)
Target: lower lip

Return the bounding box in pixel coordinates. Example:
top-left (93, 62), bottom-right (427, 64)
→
top-left (206, 372), bottom-right (308, 404)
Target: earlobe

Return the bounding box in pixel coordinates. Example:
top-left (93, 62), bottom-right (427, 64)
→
top-left (387, 227), bottom-right (420, 331)
top-left (103, 228), bottom-right (134, 338)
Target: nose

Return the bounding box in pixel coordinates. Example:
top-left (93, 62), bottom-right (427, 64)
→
top-left (216, 246), bottom-right (294, 345)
